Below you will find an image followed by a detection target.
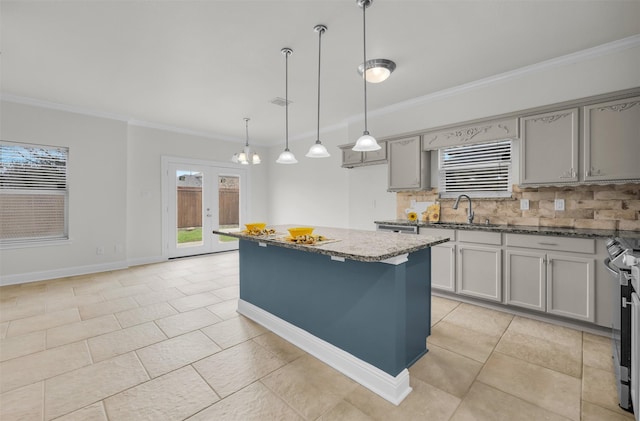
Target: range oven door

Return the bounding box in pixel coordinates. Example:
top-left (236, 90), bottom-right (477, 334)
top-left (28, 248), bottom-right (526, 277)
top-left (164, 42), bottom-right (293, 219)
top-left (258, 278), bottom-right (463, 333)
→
top-left (632, 290), bottom-right (639, 421)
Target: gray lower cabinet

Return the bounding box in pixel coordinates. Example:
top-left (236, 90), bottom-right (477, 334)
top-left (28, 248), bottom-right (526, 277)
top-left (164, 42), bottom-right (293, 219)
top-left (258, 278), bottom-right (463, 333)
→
top-left (520, 108), bottom-right (579, 184)
top-left (505, 250), bottom-right (546, 311)
top-left (431, 243), bottom-right (456, 292)
top-left (387, 136), bottom-right (429, 191)
top-left (583, 95), bottom-right (640, 182)
top-left (546, 253), bottom-right (595, 322)
top-left (457, 244), bottom-right (502, 302)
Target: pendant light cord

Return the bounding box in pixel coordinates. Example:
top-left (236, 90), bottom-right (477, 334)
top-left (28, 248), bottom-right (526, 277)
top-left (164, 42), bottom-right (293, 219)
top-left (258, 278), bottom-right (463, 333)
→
top-left (317, 28), bottom-right (322, 142)
top-left (244, 118), bottom-right (249, 147)
top-left (285, 51), bottom-right (290, 151)
top-left (362, 2), bottom-right (368, 133)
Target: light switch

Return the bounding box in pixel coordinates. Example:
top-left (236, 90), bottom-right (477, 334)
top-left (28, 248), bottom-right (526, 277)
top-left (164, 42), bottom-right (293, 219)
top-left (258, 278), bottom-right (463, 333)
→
top-left (520, 199), bottom-right (529, 210)
top-left (555, 199), bottom-right (565, 211)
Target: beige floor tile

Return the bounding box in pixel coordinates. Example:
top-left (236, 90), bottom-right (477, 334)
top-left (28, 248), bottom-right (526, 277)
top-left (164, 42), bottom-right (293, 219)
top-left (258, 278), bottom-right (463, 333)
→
top-left (346, 377), bottom-right (460, 421)
top-left (0, 301), bottom-right (45, 323)
top-left (431, 295), bottom-right (460, 326)
top-left (169, 291), bottom-right (222, 312)
top-left (88, 322), bottom-right (166, 362)
top-left (158, 269), bottom-right (195, 280)
top-left (0, 330), bottom-right (45, 362)
top-left (16, 288), bottom-right (76, 306)
top-left (115, 302), bottom-right (178, 328)
top-left (117, 273), bottom-right (162, 287)
top-left (46, 314), bottom-right (121, 348)
top-left (428, 321), bottom-right (500, 363)
top-left (44, 352), bottom-right (149, 420)
top-left (104, 365), bottom-right (219, 421)
top-left (188, 381), bottom-right (302, 421)
top-left (78, 296), bottom-right (139, 320)
top-left (583, 333), bottom-right (614, 371)
top-left (494, 330), bottom-right (582, 378)
top-left (582, 365), bottom-right (632, 417)
top-left (0, 381), bottom-right (43, 421)
top-left (101, 284), bottom-right (152, 301)
top-left (477, 352), bottom-right (581, 420)
top-left (410, 343), bottom-right (483, 398)
top-left (0, 321), bottom-right (8, 339)
top-left (214, 275), bottom-right (240, 288)
top-left (136, 330), bottom-right (221, 378)
top-left (581, 401), bottom-right (635, 421)
top-left (146, 276), bottom-right (192, 291)
top-left (195, 340), bottom-right (287, 398)
top-left (442, 303), bottom-right (513, 337)
top-left (44, 293), bottom-right (104, 313)
top-left (506, 316), bottom-right (582, 349)
top-left (184, 271), bottom-right (224, 282)
top-left (450, 382), bottom-right (570, 421)
top-left (201, 316), bottom-right (267, 349)
top-left (0, 341), bottom-right (91, 393)
top-left (6, 307), bottom-right (81, 337)
top-left (260, 354), bottom-right (357, 420)
top-left (155, 307), bottom-right (221, 338)
top-left (252, 332), bottom-right (306, 363)
top-left (177, 280), bottom-right (222, 296)
top-left (132, 287), bottom-right (185, 307)
top-left (54, 402), bottom-right (108, 421)
top-left (212, 285), bottom-right (239, 300)
top-left (207, 299), bottom-right (240, 320)
top-left (73, 280), bottom-right (122, 296)
top-left (317, 400), bottom-right (374, 421)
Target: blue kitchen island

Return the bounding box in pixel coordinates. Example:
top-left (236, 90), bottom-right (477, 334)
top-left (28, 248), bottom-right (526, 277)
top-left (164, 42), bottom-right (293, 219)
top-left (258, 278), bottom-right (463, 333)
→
top-left (212, 225), bottom-right (448, 404)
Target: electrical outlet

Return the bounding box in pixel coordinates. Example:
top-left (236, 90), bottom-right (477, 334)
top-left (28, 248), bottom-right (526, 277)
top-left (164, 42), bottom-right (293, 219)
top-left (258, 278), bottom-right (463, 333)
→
top-left (520, 199), bottom-right (529, 210)
top-left (555, 199), bottom-right (565, 211)
top-left (96, 246), bottom-right (104, 255)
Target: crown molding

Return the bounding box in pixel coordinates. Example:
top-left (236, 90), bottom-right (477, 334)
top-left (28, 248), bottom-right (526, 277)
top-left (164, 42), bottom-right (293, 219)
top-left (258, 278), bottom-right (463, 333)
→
top-left (127, 119), bottom-right (240, 144)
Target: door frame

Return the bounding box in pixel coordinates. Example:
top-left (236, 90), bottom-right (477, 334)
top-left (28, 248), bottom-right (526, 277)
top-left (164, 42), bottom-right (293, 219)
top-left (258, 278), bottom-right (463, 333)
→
top-left (161, 156), bottom-right (249, 260)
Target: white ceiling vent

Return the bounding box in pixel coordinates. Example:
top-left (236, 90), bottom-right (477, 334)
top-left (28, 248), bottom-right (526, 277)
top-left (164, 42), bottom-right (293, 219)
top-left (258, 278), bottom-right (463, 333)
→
top-left (270, 97), bottom-right (292, 107)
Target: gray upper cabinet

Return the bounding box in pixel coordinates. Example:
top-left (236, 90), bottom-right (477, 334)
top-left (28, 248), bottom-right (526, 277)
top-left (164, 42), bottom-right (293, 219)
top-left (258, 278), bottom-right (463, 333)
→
top-left (520, 108), bottom-right (579, 185)
top-left (387, 136), bottom-right (429, 191)
top-left (583, 96), bottom-right (640, 182)
top-left (339, 142), bottom-right (387, 168)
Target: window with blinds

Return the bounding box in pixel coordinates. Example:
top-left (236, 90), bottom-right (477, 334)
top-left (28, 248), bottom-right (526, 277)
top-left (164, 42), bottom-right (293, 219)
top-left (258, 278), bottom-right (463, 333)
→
top-left (0, 141), bottom-right (69, 244)
top-left (438, 140), bottom-right (512, 198)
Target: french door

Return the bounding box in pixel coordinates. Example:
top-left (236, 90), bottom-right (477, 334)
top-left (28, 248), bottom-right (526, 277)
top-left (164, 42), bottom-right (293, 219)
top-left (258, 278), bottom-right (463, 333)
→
top-left (164, 158), bottom-right (246, 258)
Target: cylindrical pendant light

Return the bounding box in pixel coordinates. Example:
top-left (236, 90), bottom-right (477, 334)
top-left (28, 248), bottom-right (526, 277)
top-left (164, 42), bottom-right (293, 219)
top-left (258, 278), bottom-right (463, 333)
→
top-left (306, 24), bottom-right (330, 159)
top-left (352, 0), bottom-right (381, 152)
top-left (277, 48), bottom-right (298, 164)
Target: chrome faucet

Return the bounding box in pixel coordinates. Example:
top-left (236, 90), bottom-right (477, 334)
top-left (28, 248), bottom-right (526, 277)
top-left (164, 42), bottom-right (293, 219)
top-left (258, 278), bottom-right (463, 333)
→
top-left (453, 194), bottom-right (474, 224)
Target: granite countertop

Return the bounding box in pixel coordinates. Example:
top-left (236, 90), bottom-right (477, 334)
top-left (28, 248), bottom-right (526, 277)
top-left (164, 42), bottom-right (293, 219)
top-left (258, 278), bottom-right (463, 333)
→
top-left (375, 220), bottom-right (640, 239)
top-left (212, 225), bottom-right (449, 262)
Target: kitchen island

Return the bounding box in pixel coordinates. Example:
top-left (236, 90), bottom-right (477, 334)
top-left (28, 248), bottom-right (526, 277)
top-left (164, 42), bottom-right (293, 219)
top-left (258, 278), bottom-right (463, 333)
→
top-left (212, 225), bottom-right (448, 404)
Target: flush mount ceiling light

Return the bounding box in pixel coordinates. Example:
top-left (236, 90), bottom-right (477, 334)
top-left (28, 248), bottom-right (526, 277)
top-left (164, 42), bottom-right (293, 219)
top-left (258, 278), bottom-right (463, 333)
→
top-left (357, 58), bottom-right (396, 83)
top-left (306, 24), bottom-right (330, 159)
top-left (232, 118), bottom-right (260, 165)
top-left (276, 47), bottom-right (298, 164)
top-left (352, 0), bottom-right (382, 152)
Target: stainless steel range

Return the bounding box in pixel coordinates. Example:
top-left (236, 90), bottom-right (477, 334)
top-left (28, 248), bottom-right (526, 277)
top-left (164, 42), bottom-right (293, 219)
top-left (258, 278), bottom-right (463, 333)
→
top-left (605, 237), bottom-right (640, 418)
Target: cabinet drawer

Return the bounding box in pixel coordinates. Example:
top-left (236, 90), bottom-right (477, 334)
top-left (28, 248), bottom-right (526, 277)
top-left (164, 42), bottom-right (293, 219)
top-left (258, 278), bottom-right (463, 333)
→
top-left (419, 228), bottom-right (455, 241)
top-left (506, 234), bottom-right (594, 254)
top-left (458, 230), bottom-right (501, 245)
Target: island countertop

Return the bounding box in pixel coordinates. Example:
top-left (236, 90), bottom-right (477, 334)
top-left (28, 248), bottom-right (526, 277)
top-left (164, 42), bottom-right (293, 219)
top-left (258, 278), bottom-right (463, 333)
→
top-left (212, 225), bottom-right (449, 262)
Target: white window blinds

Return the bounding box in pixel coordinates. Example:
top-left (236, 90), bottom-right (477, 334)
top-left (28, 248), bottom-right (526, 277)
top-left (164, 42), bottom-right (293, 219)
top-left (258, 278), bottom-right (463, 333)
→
top-left (439, 140), bottom-right (512, 197)
top-left (0, 141), bottom-right (69, 244)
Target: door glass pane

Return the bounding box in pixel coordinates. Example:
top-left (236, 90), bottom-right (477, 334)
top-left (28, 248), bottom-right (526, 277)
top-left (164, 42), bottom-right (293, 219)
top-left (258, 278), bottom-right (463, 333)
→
top-left (176, 170), bottom-right (203, 247)
top-left (217, 175), bottom-right (239, 243)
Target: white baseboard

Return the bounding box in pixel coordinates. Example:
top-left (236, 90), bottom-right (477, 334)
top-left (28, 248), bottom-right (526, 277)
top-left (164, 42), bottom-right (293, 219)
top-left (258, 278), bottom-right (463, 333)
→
top-left (237, 299), bottom-right (412, 405)
top-left (0, 260), bottom-right (129, 286)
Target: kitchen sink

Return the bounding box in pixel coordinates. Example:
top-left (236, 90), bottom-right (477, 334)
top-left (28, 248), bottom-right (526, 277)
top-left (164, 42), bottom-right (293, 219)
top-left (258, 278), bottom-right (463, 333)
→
top-left (427, 222), bottom-right (504, 228)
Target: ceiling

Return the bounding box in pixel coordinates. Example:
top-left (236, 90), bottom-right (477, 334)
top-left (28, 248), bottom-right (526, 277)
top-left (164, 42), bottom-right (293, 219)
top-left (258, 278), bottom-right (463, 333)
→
top-left (2, 1), bottom-right (639, 146)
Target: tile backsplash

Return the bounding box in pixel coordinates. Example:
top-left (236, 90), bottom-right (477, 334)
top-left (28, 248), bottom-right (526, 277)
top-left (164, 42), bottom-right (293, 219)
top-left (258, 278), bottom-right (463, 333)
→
top-left (397, 183), bottom-right (640, 231)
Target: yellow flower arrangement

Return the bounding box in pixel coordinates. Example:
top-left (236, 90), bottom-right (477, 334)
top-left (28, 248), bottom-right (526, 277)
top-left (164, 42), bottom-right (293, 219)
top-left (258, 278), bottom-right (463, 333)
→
top-left (407, 212), bottom-right (418, 222)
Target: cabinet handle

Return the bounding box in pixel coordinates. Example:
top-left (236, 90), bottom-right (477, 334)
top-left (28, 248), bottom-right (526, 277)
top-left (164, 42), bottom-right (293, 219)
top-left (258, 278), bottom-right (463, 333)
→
top-left (538, 242), bottom-right (558, 246)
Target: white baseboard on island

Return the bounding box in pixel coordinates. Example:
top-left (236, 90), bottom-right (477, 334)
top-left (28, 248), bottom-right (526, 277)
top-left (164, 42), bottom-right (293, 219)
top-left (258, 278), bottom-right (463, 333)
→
top-left (237, 299), bottom-right (413, 405)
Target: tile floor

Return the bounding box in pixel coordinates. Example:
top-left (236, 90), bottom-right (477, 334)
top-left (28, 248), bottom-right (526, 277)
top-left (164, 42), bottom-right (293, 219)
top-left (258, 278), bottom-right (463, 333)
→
top-left (0, 251), bottom-right (634, 420)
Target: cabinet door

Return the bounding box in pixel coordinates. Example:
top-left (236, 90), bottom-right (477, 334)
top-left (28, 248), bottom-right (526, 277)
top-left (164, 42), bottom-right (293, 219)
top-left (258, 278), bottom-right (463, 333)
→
top-left (388, 136), bottom-right (422, 190)
top-left (363, 141), bottom-right (387, 163)
top-left (546, 254), bottom-right (595, 322)
top-left (457, 245), bottom-right (502, 302)
top-left (584, 96), bottom-right (640, 181)
top-left (431, 243), bottom-right (456, 292)
top-left (505, 250), bottom-right (546, 311)
top-left (341, 146), bottom-right (362, 167)
top-left (520, 108), bottom-right (578, 184)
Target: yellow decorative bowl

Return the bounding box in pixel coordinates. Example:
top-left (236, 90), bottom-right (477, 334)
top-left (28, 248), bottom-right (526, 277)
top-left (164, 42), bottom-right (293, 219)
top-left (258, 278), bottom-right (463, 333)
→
top-left (245, 222), bottom-right (266, 232)
top-left (288, 227), bottom-right (314, 238)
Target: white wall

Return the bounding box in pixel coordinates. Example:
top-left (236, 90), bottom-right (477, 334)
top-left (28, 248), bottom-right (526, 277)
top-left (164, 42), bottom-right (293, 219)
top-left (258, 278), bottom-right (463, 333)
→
top-left (1, 102), bottom-right (129, 283)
